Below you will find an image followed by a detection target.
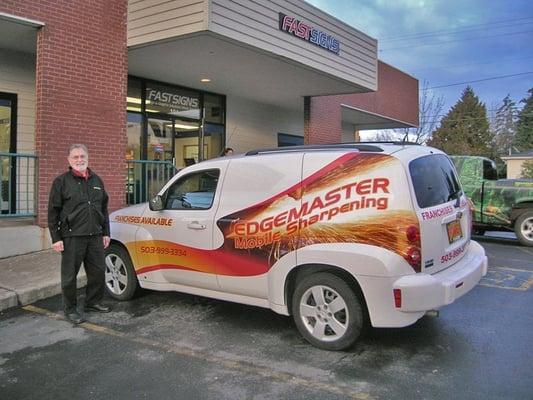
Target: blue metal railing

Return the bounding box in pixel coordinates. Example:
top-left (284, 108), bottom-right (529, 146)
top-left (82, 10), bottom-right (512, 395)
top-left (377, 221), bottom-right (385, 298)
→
top-left (0, 152), bottom-right (38, 217)
top-left (126, 160), bottom-right (178, 205)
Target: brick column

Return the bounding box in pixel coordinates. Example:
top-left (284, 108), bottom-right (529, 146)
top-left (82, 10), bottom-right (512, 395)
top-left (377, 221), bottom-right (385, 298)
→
top-left (0, 1), bottom-right (128, 227)
top-left (304, 96), bottom-right (343, 145)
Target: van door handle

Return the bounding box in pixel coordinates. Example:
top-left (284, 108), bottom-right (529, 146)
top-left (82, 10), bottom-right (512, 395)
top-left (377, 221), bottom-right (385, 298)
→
top-left (188, 222), bottom-right (206, 230)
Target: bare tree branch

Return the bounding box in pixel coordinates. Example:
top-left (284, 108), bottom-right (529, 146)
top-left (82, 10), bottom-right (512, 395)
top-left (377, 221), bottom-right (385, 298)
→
top-left (398, 80), bottom-right (445, 143)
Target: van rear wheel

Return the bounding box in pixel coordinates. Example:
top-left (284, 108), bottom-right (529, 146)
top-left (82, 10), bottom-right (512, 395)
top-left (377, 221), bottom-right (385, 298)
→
top-left (292, 272), bottom-right (364, 351)
top-left (514, 210), bottom-right (533, 247)
top-left (104, 243), bottom-right (139, 300)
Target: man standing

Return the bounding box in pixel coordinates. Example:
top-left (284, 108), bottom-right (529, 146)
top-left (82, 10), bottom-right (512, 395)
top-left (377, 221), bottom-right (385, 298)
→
top-left (48, 144), bottom-right (111, 324)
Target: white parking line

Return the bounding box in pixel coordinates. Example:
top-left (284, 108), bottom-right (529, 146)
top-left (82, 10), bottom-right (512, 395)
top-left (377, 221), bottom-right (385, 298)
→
top-left (517, 247), bottom-right (533, 257)
top-left (22, 305), bottom-right (374, 400)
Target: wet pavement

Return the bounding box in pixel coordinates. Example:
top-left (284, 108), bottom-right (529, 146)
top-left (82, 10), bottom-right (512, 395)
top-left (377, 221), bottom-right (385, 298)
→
top-left (1, 237), bottom-right (532, 400)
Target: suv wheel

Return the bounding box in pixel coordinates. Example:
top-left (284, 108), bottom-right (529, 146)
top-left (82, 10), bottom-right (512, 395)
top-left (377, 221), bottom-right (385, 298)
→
top-left (104, 243), bottom-right (139, 300)
top-left (514, 210), bottom-right (533, 247)
top-left (292, 272), bottom-right (364, 351)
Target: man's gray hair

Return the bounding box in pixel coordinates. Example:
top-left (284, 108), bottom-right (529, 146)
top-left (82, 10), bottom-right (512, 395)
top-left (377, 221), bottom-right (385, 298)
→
top-left (68, 144), bottom-right (88, 155)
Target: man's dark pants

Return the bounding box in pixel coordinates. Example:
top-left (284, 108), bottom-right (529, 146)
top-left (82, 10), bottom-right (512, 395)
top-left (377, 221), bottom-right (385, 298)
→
top-left (61, 235), bottom-right (105, 312)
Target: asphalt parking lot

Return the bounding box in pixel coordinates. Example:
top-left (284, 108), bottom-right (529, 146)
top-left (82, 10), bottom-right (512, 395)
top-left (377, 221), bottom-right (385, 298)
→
top-left (1, 236), bottom-right (532, 400)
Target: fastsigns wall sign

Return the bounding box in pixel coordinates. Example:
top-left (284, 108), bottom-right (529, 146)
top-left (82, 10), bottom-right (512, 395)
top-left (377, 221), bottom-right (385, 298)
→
top-left (278, 12), bottom-right (340, 55)
top-left (146, 84), bottom-right (200, 115)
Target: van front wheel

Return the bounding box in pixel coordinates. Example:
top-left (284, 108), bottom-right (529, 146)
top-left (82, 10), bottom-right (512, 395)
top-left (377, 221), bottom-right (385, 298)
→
top-left (514, 210), bottom-right (533, 247)
top-left (292, 272), bottom-right (364, 351)
top-left (104, 243), bottom-right (139, 300)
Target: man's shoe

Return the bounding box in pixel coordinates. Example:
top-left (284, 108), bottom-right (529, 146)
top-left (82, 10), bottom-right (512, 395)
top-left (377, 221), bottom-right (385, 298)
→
top-left (65, 311), bottom-right (84, 324)
top-left (85, 303), bottom-right (111, 313)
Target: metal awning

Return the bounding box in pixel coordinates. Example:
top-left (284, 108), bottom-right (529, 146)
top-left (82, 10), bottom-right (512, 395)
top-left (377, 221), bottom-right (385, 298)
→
top-left (341, 103), bottom-right (416, 130)
top-left (0, 13), bottom-right (43, 54)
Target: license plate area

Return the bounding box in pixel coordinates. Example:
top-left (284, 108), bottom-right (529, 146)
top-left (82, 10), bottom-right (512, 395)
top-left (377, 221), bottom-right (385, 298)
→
top-left (446, 219), bottom-right (463, 244)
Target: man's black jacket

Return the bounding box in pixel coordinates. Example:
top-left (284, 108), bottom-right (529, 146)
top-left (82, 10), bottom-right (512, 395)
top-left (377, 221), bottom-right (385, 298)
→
top-left (48, 168), bottom-right (110, 243)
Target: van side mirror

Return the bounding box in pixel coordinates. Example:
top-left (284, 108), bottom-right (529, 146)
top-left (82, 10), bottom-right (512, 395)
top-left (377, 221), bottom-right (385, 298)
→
top-left (149, 195), bottom-right (164, 211)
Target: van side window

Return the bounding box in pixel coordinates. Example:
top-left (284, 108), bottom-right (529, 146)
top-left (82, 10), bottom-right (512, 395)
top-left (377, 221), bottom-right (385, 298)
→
top-left (164, 169), bottom-right (220, 210)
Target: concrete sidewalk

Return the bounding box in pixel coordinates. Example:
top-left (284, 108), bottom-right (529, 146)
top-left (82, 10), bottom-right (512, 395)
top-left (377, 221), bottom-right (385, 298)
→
top-left (0, 250), bottom-right (86, 311)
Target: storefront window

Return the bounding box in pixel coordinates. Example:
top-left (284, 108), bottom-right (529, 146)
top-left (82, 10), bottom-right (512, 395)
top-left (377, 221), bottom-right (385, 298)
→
top-left (204, 93), bottom-right (224, 124)
top-left (147, 117), bottom-right (174, 162)
top-left (174, 118), bottom-right (199, 168)
top-left (278, 132), bottom-right (303, 147)
top-left (127, 78), bottom-right (142, 113)
top-left (126, 112), bottom-right (141, 161)
top-left (0, 93), bottom-right (16, 213)
top-left (204, 123), bottom-right (224, 158)
top-left (145, 83), bottom-right (200, 120)
top-left (126, 77), bottom-right (225, 167)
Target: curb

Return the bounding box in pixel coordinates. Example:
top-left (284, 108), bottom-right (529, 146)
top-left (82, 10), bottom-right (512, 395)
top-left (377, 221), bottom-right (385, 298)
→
top-left (0, 275), bottom-right (87, 312)
top-left (0, 288), bottom-right (18, 311)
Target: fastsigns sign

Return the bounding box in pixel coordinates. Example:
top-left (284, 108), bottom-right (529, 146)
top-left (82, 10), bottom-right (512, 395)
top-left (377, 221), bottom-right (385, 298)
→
top-left (278, 12), bottom-right (340, 55)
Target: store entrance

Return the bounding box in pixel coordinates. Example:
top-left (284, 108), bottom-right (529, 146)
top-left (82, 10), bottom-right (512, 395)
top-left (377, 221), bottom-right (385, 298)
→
top-left (125, 78), bottom-right (226, 205)
top-left (173, 118), bottom-right (201, 168)
top-left (147, 115), bottom-right (203, 168)
top-left (147, 116), bottom-right (175, 163)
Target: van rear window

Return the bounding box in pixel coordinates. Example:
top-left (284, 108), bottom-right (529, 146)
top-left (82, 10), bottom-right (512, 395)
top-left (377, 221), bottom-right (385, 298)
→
top-left (409, 154), bottom-right (462, 208)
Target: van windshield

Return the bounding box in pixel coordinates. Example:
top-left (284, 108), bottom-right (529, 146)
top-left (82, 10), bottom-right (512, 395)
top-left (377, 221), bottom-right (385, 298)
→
top-left (409, 154), bottom-right (462, 208)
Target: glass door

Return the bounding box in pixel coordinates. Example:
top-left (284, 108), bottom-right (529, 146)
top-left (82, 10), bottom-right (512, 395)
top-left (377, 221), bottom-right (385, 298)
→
top-left (147, 116), bottom-right (174, 162)
top-left (173, 117), bottom-right (200, 168)
top-left (0, 93), bottom-right (17, 213)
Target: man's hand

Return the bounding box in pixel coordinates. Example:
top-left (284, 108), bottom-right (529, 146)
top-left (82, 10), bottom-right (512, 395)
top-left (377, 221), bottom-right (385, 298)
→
top-left (52, 240), bottom-right (64, 253)
top-left (103, 236), bottom-right (110, 249)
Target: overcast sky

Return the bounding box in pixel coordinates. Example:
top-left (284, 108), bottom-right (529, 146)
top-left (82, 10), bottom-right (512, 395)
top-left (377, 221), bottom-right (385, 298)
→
top-left (306, 0), bottom-right (533, 123)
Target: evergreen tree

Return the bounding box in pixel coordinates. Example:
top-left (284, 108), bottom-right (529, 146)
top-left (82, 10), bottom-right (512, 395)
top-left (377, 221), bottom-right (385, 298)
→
top-left (515, 88), bottom-right (533, 151)
top-left (428, 86), bottom-right (494, 157)
top-left (492, 95), bottom-right (517, 156)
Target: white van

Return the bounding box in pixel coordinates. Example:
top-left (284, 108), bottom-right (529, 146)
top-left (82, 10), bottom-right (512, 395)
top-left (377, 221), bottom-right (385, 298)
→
top-left (106, 143), bottom-right (488, 350)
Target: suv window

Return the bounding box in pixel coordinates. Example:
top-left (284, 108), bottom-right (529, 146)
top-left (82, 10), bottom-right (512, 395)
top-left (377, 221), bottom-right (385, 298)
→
top-left (165, 169), bottom-right (219, 210)
top-left (409, 155), bottom-right (461, 208)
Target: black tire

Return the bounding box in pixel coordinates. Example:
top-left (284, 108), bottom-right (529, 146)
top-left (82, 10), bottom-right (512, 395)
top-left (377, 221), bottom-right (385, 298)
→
top-left (514, 210), bottom-right (533, 247)
top-left (473, 228), bottom-right (485, 236)
top-left (291, 272), bottom-right (364, 351)
top-left (104, 243), bottom-right (139, 300)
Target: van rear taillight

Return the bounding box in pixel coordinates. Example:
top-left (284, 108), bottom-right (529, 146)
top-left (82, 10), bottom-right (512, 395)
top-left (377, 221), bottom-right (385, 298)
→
top-left (406, 225), bottom-right (420, 243)
top-left (404, 225), bottom-right (421, 271)
top-left (393, 289), bottom-right (402, 308)
top-left (405, 246), bottom-right (421, 272)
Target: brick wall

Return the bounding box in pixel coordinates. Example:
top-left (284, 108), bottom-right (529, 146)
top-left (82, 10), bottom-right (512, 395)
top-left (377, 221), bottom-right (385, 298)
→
top-left (304, 95), bottom-right (343, 144)
top-left (0, 0), bottom-right (128, 227)
top-left (305, 61), bottom-right (419, 144)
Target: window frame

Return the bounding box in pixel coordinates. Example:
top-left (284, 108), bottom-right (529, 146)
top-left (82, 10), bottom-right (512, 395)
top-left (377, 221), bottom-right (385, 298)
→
top-left (163, 168), bottom-right (220, 211)
top-left (0, 92), bottom-right (18, 213)
top-left (409, 154), bottom-right (462, 209)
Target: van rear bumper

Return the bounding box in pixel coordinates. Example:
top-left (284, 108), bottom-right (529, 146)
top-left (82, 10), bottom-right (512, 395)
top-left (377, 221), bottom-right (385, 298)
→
top-left (393, 241), bottom-right (488, 312)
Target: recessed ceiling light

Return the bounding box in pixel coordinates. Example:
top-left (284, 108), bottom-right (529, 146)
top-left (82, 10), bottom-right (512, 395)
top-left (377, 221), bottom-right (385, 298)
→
top-left (200, 78), bottom-right (211, 83)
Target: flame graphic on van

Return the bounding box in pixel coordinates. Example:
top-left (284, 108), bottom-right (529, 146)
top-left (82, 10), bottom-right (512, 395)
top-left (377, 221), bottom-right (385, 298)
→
top-left (216, 152), bottom-right (420, 272)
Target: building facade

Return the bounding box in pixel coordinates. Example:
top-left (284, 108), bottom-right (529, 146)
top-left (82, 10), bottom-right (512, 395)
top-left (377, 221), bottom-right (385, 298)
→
top-left (0, 0), bottom-right (418, 257)
top-left (501, 151), bottom-right (533, 179)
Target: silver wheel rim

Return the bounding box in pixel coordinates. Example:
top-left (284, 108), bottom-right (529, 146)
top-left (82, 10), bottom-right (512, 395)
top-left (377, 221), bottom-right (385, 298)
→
top-left (105, 253), bottom-right (128, 295)
top-left (520, 216), bottom-right (533, 242)
top-left (299, 285), bottom-right (349, 342)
